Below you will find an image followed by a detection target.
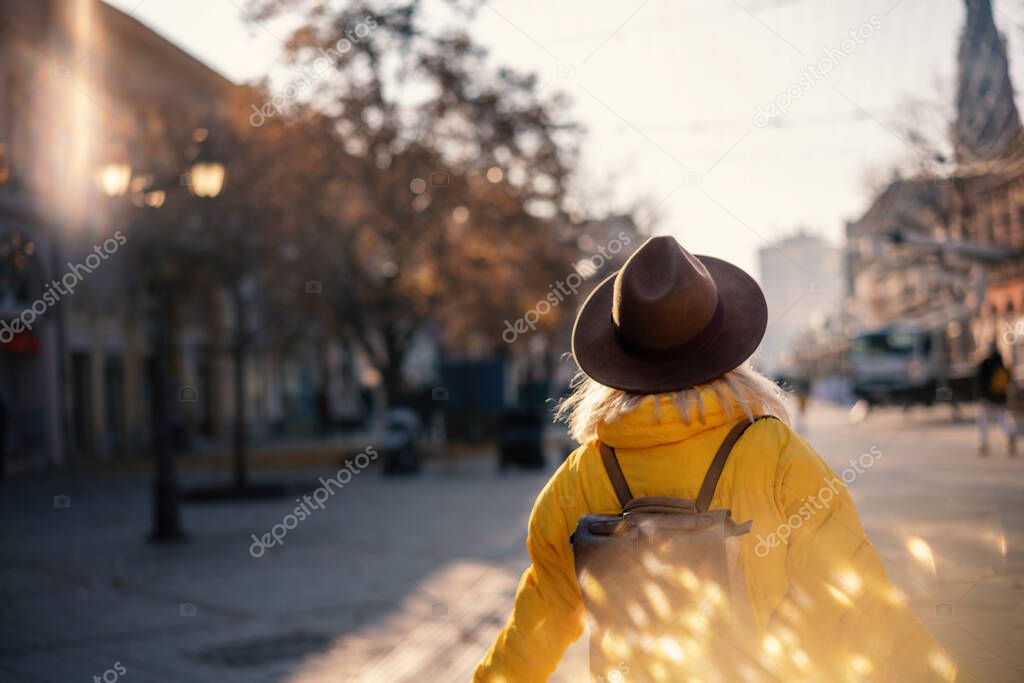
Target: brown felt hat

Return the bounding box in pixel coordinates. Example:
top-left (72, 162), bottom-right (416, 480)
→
top-left (571, 235), bottom-right (767, 393)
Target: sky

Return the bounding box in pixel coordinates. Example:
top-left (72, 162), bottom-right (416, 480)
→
top-left (105, 0), bottom-right (1024, 277)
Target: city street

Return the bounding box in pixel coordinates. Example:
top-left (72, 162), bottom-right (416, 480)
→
top-left (1, 401), bottom-right (1023, 682)
top-left (4, 2), bottom-right (1024, 682)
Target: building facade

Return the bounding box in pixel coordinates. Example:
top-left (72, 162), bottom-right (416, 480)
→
top-left (0, 0), bottom-right (331, 472)
top-left (756, 231), bottom-right (844, 376)
top-left (843, 0), bottom-right (1024, 380)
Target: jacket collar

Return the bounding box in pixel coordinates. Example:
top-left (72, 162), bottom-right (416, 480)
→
top-left (595, 386), bottom-right (742, 450)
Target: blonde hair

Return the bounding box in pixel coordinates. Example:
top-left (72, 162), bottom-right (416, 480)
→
top-left (555, 363), bottom-right (791, 443)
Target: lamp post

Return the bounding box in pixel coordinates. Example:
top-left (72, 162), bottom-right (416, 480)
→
top-left (95, 159), bottom-right (186, 541)
top-left (95, 133), bottom-right (225, 542)
top-left (151, 149), bottom-right (225, 540)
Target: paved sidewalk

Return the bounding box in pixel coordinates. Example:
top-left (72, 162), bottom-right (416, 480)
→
top-left (0, 401), bottom-right (1021, 682)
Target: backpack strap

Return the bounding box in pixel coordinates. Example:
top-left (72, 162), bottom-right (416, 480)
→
top-left (598, 415), bottom-right (774, 512)
top-left (598, 442), bottom-right (633, 508)
top-left (696, 415), bottom-right (772, 512)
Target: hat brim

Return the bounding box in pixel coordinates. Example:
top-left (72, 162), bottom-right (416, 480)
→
top-left (571, 256), bottom-right (768, 393)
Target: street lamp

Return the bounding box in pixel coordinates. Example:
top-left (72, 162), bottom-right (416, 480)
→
top-left (144, 191), bottom-right (165, 208)
top-left (186, 127), bottom-right (226, 199)
top-left (94, 162), bottom-right (132, 197)
top-left (187, 162), bottom-right (225, 199)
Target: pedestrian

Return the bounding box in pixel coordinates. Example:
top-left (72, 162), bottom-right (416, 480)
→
top-left (975, 342), bottom-right (1016, 457)
top-left (472, 236), bottom-right (968, 682)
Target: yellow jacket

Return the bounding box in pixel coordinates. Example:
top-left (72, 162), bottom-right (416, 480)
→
top-left (473, 390), bottom-right (968, 682)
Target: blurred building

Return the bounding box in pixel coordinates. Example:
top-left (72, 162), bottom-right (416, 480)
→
top-left (0, 0), bottom-right (231, 469)
top-left (952, 1), bottom-right (1024, 362)
top-left (948, 159), bottom-right (1023, 367)
top-left (0, 1), bottom-right (332, 472)
top-left (756, 230), bottom-right (844, 376)
top-left (843, 0), bottom-right (1024, 381)
top-left (955, 0), bottom-right (1023, 163)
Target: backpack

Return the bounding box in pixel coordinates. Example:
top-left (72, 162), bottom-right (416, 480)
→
top-left (990, 366), bottom-right (1010, 395)
top-left (570, 416), bottom-right (772, 682)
